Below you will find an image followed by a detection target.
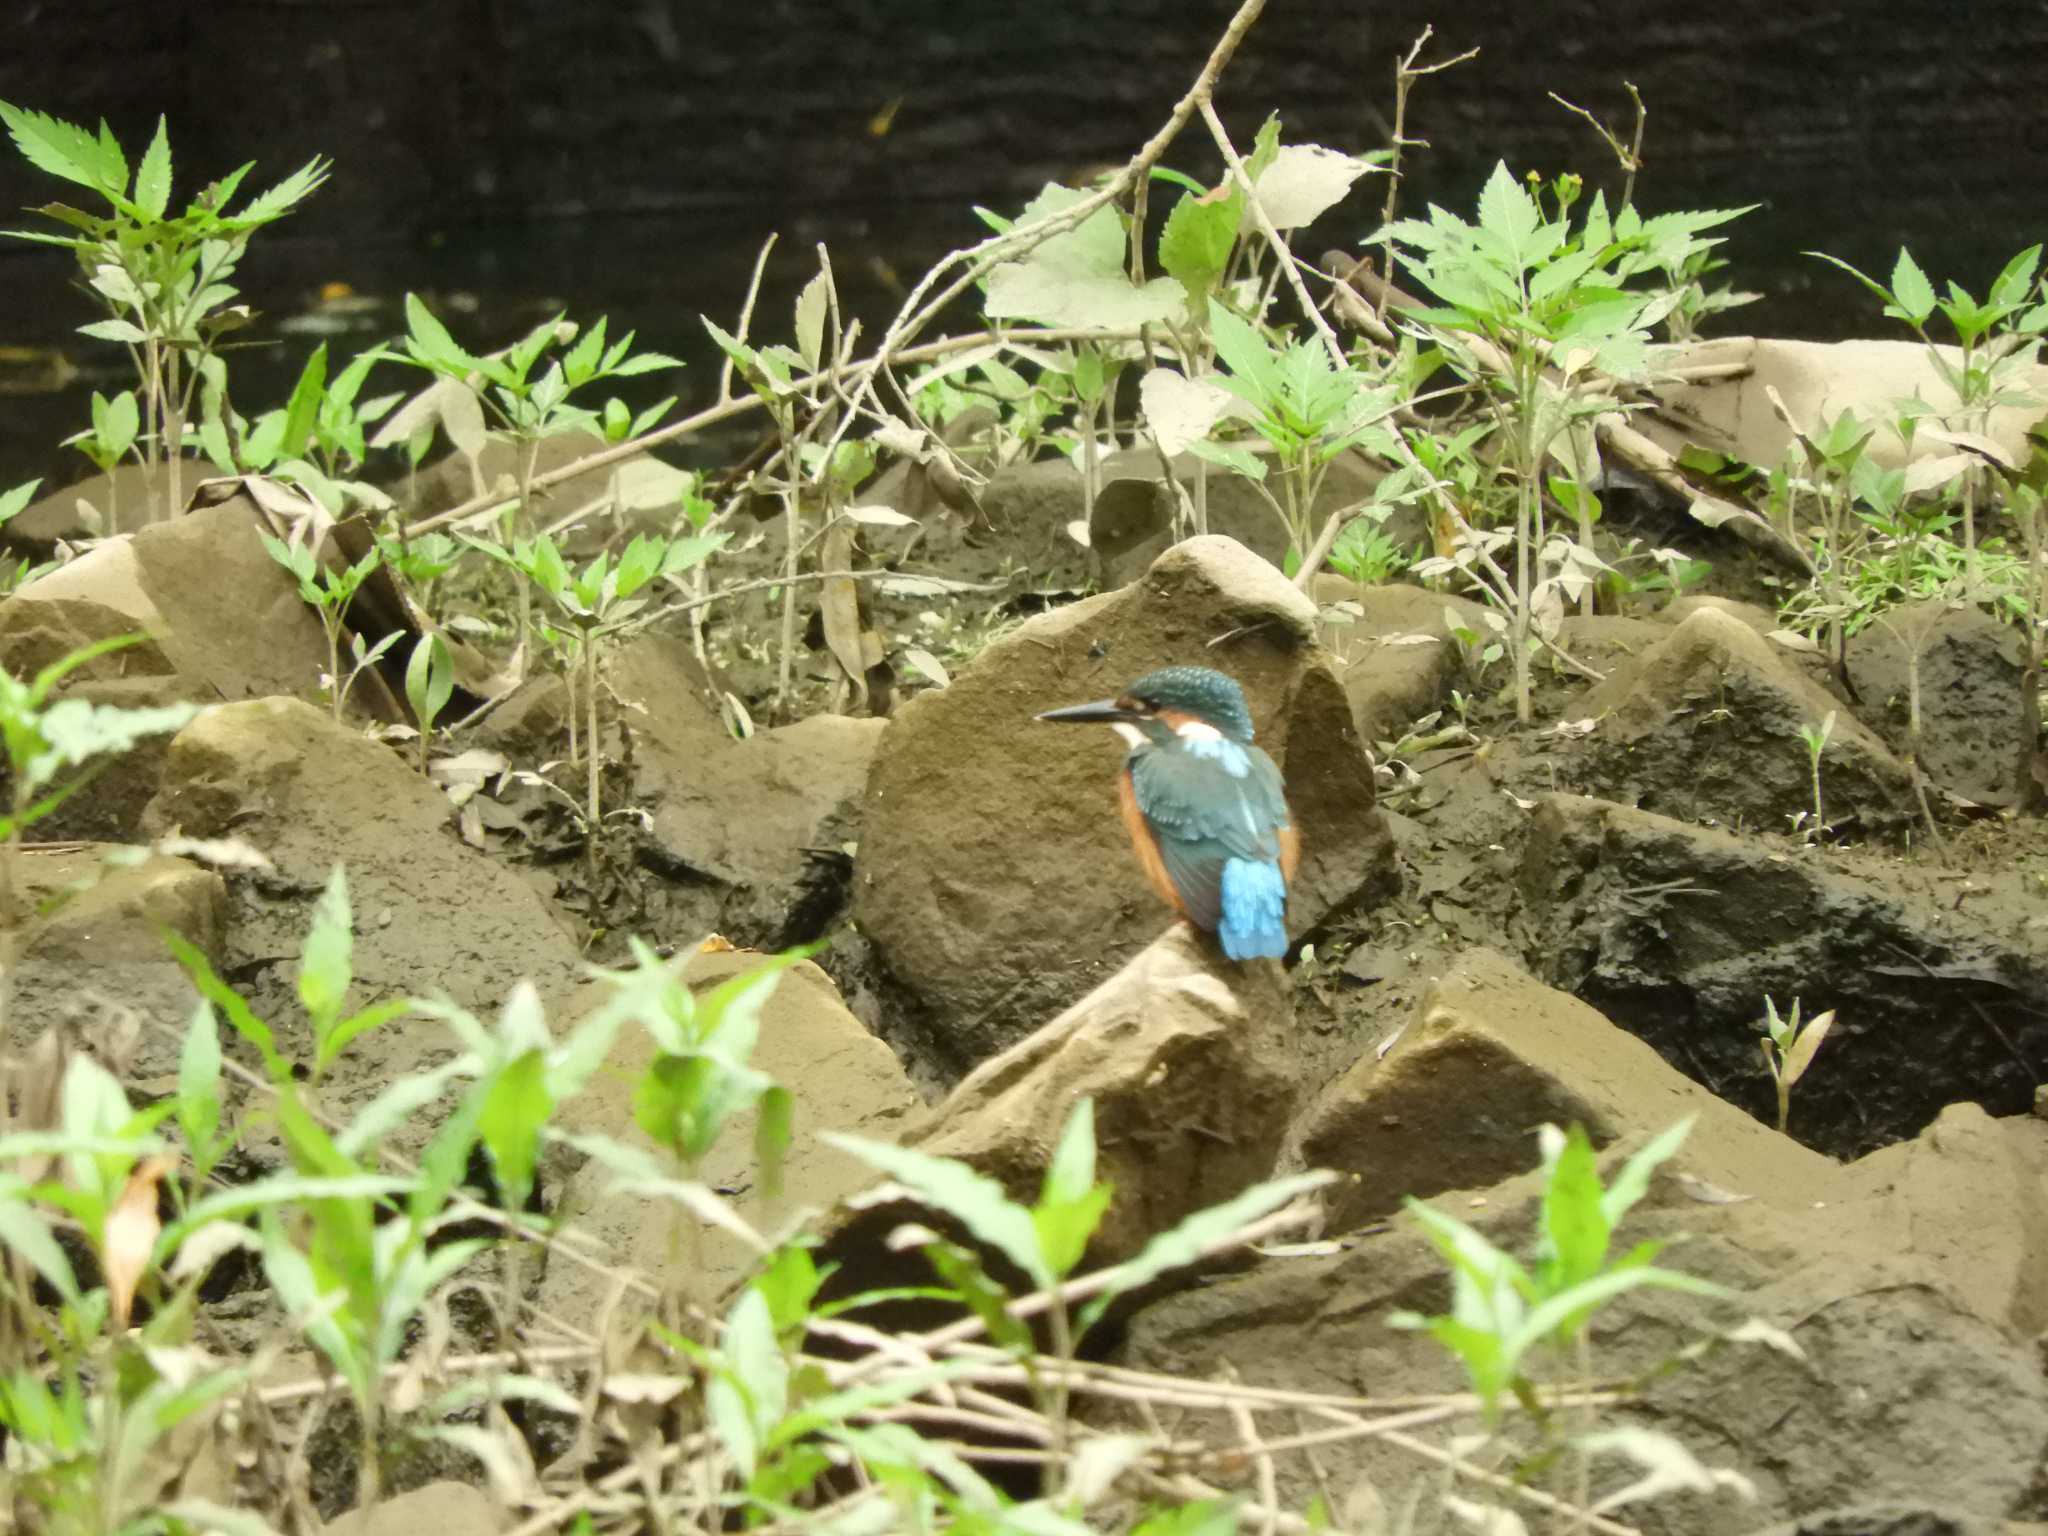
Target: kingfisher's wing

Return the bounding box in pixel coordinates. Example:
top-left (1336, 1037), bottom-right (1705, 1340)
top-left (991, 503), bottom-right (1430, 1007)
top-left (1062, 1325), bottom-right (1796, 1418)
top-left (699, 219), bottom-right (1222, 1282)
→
top-left (1128, 742), bottom-right (1290, 931)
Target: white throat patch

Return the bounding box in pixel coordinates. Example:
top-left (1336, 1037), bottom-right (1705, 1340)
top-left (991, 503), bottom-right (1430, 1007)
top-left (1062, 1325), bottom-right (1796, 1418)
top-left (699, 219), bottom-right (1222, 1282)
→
top-left (1112, 722), bottom-right (1147, 749)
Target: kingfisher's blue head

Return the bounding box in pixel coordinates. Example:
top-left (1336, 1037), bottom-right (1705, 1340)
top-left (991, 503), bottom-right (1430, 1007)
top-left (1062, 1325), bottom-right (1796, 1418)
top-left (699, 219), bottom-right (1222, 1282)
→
top-left (1037, 665), bottom-right (1257, 750)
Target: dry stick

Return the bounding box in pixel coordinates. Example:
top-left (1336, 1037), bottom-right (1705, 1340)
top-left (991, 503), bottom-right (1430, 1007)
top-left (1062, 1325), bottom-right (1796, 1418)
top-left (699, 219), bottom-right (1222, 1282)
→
top-left (402, 327), bottom-right (1136, 541)
top-left (1549, 82), bottom-right (1648, 209)
top-left (804, 0), bottom-right (1269, 472)
top-left (1374, 29), bottom-right (1482, 322)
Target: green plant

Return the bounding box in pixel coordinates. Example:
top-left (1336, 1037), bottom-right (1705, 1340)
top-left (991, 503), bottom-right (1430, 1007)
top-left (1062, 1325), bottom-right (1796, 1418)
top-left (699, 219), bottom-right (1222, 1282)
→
top-left (399, 300), bottom-right (680, 658)
top-left (1327, 512), bottom-right (1413, 586)
top-left (1809, 244), bottom-right (2047, 553)
top-left (377, 529), bottom-right (462, 610)
top-left (0, 635), bottom-right (197, 926)
top-left (0, 1040), bottom-right (267, 1536)
top-left (1796, 710), bottom-right (1836, 839)
top-left (262, 534), bottom-right (391, 722)
top-left (1190, 306), bottom-right (1402, 573)
top-left (1390, 1118), bottom-right (1747, 1524)
top-left (200, 342), bottom-right (404, 521)
top-left (831, 1100), bottom-right (1327, 1507)
top-left (0, 103), bottom-right (328, 522)
top-left (61, 390), bottom-right (140, 524)
top-left (404, 632), bottom-right (454, 771)
top-left (470, 529), bottom-right (725, 824)
top-left (0, 479), bottom-right (50, 595)
top-left (1758, 996), bottom-right (1836, 1135)
top-left (1385, 165), bottom-right (1747, 721)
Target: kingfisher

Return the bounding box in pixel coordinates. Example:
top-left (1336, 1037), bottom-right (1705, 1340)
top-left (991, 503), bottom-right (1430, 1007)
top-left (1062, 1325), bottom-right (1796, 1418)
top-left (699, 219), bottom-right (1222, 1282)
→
top-left (1038, 665), bottom-right (1297, 961)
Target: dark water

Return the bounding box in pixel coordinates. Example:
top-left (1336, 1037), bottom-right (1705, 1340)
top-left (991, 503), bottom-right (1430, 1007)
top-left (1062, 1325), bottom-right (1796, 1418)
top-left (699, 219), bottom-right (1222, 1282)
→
top-left (0, 0), bottom-right (2042, 491)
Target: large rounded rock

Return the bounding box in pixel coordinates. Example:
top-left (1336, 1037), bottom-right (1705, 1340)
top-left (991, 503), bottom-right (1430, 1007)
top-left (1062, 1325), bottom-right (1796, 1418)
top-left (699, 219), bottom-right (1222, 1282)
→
top-left (854, 535), bottom-right (1392, 1075)
top-left (1564, 606), bottom-right (1913, 830)
top-left (141, 697), bottom-right (584, 1144)
top-left (0, 498), bottom-right (393, 840)
top-left (912, 923), bottom-right (1300, 1262)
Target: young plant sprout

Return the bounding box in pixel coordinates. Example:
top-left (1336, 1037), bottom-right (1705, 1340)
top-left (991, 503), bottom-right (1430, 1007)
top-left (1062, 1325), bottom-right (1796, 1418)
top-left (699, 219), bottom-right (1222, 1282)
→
top-left (262, 535), bottom-right (390, 721)
top-left (1759, 995), bottom-right (1836, 1135)
top-left (1796, 710), bottom-right (1836, 840)
top-left (404, 632), bottom-right (454, 772)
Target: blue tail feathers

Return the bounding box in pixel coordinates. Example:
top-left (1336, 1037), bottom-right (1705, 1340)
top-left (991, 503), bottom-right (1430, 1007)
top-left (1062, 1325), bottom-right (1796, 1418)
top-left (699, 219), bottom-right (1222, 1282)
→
top-left (1218, 856), bottom-right (1288, 961)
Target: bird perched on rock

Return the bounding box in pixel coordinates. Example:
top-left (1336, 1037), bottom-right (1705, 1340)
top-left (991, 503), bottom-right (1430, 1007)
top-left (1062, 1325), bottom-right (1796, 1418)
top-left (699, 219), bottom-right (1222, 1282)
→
top-left (1038, 665), bottom-right (1296, 961)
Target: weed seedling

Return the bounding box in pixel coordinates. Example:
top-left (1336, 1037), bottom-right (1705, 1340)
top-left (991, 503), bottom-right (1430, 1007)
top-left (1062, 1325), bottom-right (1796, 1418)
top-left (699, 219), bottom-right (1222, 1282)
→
top-left (263, 536), bottom-right (390, 721)
top-left (404, 632), bottom-right (454, 772)
top-left (1759, 996), bottom-right (1835, 1135)
top-left (0, 103), bottom-right (328, 521)
top-left (1796, 710), bottom-right (1835, 840)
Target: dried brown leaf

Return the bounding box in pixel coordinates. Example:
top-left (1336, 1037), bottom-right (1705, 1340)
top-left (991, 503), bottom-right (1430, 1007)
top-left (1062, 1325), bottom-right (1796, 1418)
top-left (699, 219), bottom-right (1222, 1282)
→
top-left (107, 1153), bottom-right (177, 1329)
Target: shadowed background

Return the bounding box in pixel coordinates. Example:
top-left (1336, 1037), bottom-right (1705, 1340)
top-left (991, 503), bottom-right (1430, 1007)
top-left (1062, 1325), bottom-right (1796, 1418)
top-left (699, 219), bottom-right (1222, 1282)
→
top-left (0, 0), bottom-right (2043, 484)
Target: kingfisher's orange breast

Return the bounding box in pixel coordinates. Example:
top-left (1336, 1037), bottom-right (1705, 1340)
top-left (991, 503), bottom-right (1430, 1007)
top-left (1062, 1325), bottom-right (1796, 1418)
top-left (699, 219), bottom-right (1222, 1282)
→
top-left (1116, 763), bottom-right (1189, 918)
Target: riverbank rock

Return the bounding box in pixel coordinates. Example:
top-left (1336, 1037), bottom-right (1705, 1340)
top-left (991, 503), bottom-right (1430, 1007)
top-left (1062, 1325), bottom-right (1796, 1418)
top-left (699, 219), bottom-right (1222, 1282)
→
top-left (973, 449), bottom-right (1390, 592)
top-left (141, 697), bottom-right (583, 1143)
top-left (854, 535), bottom-right (1393, 1075)
top-left (1516, 793), bottom-right (2048, 1158)
top-left (1639, 336), bottom-right (2048, 472)
top-left (1844, 600), bottom-right (2027, 807)
top-left (1295, 947), bottom-right (1836, 1233)
top-left (1312, 582), bottom-right (1488, 746)
top-left (1120, 1104), bottom-right (2048, 1534)
top-left (0, 498), bottom-right (396, 840)
top-left (613, 634), bottom-right (884, 947)
top-left (907, 922), bottom-right (1298, 1263)
top-left (1563, 605), bottom-right (1913, 830)
top-left (7, 843), bottom-right (226, 1080)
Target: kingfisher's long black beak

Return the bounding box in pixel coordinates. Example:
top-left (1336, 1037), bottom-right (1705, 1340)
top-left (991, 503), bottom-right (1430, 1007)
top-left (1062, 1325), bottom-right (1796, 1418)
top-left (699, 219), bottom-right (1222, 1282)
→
top-left (1036, 698), bottom-right (1134, 725)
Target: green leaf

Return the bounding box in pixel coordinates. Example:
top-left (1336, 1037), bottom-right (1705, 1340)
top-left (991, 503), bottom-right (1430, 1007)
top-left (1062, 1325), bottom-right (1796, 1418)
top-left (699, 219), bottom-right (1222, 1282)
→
top-left (1077, 1171), bottom-right (1330, 1333)
top-left (405, 634), bottom-right (453, 733)
top-left (1158, 189), bottom-right (1239, 301)
top-left (1033, 1183), bottom-right (1113, 1281)
top-left (1990, 245), bottom-right (2043, 309)
top-left (755, 1084), bottom-right (793, 1202)
top-left (479, 1049), bottom-right (552, 1212)
top-left (0, 101), bottom-right (115, 194)
top-left (1041, 1097), bottom-right (1097, 1208)
top-left (724, 1285), bottom-right (789, 1431)
top-left (1206, 304), bottom-right (1285, 406)
top-left (1889, 248), bottom-right (1937, 325)
top-left (277, 343), bottom-right (329, 461)
top-left (1600, 1115), bottom-right (1693, 1229)
top-left (0, 1184), bottom-right (80, 1305)
top-left (562, 315), bottom-right (608, 387)
top-left (177, 999), bottom-right (223, 1154)
top-left (232, 155), bottom-right (330, 226)
top-left (825, 1133), bottom-right (1047, 1286)
top-left (1475, 161), bottom-right (1541, 267)
top-left (403, 293), bottom-right (476, 374)
top-left (1537, 1124), bottom-right (1609, 1292)
top-left (297, 865), bottom-right (353, 1031)
top-left (132, 116), bottom-right (172, 220)
top-left (917, 1239), bottom-right (1034, 1355)
top-left (794, 271), bottom-right (830, 370)
top-left (77, 318), bottom-right (148, 344)
top-left (317, 998), bottom-right (410, 1078)
top-left (0, 479), bottom-right (40, 526)
top-left (1186, 436), bottom-right (1266, 482)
